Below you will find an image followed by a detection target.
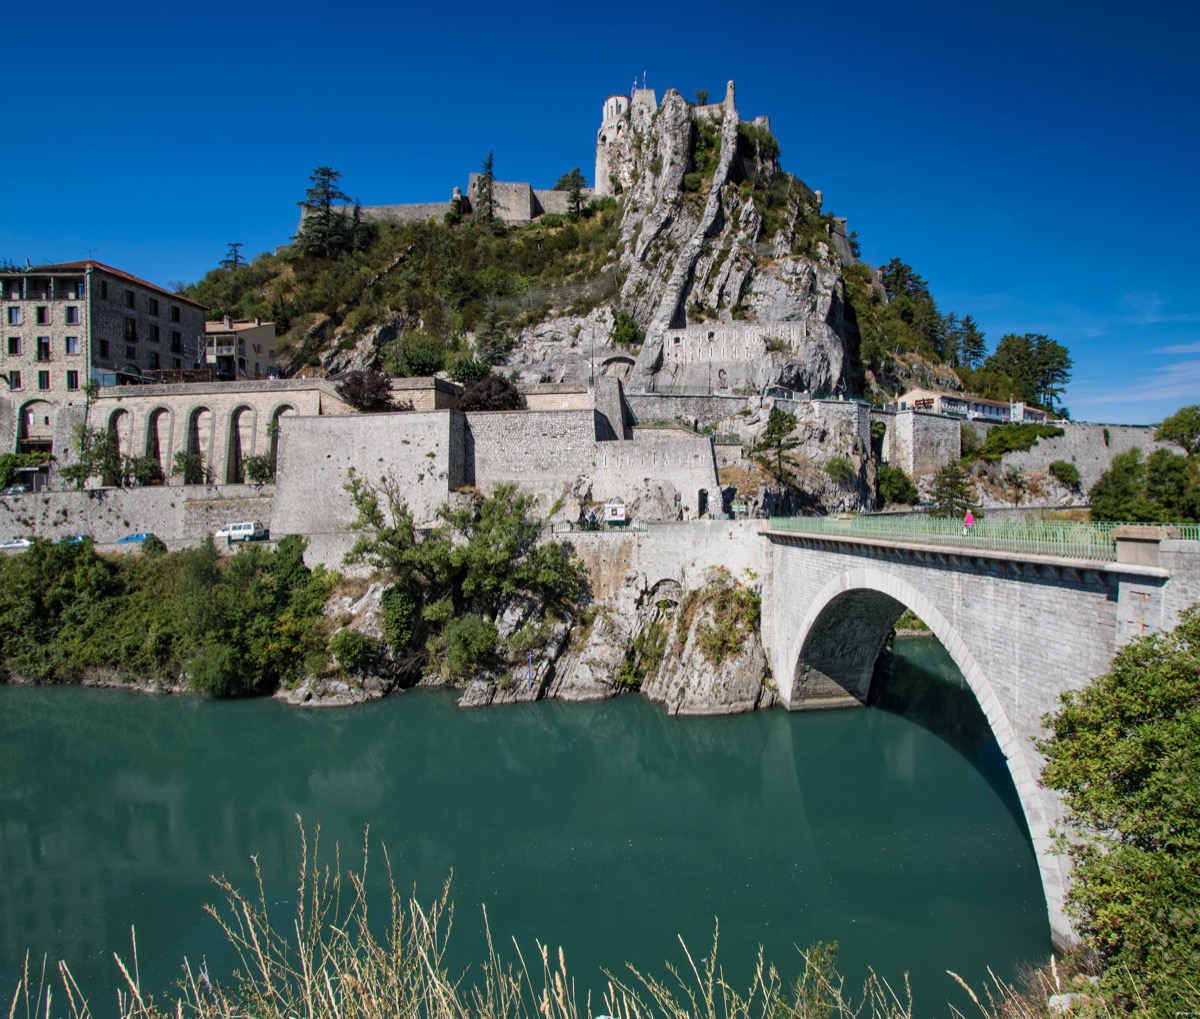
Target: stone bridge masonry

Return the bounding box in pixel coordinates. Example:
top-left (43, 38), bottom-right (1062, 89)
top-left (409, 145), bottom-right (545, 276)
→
top-left (759, 526), bottom-right (1200, 950)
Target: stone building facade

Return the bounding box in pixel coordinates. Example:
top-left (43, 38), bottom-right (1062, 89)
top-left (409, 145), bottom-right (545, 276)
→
top-left (0, 260), bottom-right (207, 466)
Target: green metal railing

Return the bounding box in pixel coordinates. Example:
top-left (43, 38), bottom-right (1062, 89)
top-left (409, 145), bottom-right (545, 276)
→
top-left (766, 515), bottom-right (1200, 563)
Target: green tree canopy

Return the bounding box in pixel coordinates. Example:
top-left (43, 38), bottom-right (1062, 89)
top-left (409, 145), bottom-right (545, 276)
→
top-left (983, 333), bottom-right (1072, 410)
top-left (1040, 606), bottom-right (1200, 1015)
top-left (294, 166), bottom-right (352, 259)
top-left (554, 167), bottom-right (587, 219)
top-left (751, 409), bottom-right (800, 485)
top-left (928, 461), bottom-right (975, 518)
top-left (1156, 404), bottom-right (1200, 459)
top-left (1089, 447), bottom-right (1199, 522)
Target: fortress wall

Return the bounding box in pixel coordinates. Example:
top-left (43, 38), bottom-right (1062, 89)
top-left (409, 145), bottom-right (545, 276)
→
top-left (521, 384), bottom-right (592, 411)
top-left (393, 376), bottom-right (463, 411)
top-left (466, 409), bottom-right (598, 508)
top-left (872, 409), bottom-right (961, 477)
top-left (0, 484), bottom-right (272, 546)
top-left (997, 422), bottom-right (1173, 491)
top-left (271, 411), bottom-right (459, 538)
top-left (659, 321), bottom-right (807, 366)
top-left (358, 202), bottom-right (451, 225)
top-left (591, 433), bottom-right (720, 514)
top-left (625, 392), bottom-right (747, 428)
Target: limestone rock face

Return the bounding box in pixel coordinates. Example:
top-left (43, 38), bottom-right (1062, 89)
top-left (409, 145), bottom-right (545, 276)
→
top-left (640, 595), bottom-right (770, 716)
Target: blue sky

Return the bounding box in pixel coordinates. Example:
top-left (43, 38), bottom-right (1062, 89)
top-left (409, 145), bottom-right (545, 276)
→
top-left (2, 0), bottom-right (1196, 425)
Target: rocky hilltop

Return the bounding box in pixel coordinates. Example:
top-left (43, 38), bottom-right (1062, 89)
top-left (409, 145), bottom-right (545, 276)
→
top-left (508, 81), bottom-right (862, 403)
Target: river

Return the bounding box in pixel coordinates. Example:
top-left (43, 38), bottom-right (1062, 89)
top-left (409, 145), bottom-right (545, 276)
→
top-left (0, 637), bottom-right (1050, 1014)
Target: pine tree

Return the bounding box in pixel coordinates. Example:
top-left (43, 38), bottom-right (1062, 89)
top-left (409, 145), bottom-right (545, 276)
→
top-left (477, 151), bottom-right (496, 222)
top-left (958, 314), bottom-right (987, 369)
top-left (929, 462), bottom-right (975, 518)
top-left (220, 242), bottom-right (245, 270)
top-left (751, 409), bottom-right (800, 485)
top-left (295, 167), bottom-right (351, 258)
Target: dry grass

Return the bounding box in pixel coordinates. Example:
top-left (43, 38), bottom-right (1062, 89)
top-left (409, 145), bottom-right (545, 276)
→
top-left (2, 821), bottom-right (1149, 1019)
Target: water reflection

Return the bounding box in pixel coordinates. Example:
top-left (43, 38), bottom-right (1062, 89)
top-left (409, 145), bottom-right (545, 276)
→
top-left (1, 649), bottom-right (1049, 1015)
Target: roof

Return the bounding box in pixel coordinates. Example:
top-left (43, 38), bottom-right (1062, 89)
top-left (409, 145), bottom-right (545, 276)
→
top-left (903, 387), bottom-right (1013, 410)
top-left (205, 320), bottom-right (275, 334)
top-left (1, 260), bottom-right (208, 310)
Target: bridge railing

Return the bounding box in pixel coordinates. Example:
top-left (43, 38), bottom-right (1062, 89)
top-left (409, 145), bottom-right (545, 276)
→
top-left (764, 515), bottom-right (1199, 562)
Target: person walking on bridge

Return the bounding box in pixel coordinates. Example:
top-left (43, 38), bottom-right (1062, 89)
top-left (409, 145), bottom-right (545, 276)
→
top-left (963, 509), bottom-right (975, 536)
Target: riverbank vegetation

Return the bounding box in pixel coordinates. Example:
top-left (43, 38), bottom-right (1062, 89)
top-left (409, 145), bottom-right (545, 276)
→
top-left (343, 475), bottom-right (588, 683)
top-left (0, 536), bottom-right (331, 695)
top-left (1040, 605), bottom-right (1200, 1015)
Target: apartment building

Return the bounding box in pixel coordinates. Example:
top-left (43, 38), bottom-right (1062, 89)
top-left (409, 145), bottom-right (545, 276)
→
top-left (204, 317), bottom-right (278, 380)
top-left (0, 260), bottom-right (207, 454)
top-left (896, 387), bottom-right (1048, 424)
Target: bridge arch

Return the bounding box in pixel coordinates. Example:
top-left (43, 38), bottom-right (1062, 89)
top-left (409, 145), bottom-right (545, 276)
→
top-left (225, 405), bottom-right (257, 483)
top-left (779, 564), bottom-right (1065, 945)
top-left (144, 407), bottom-right (173, 476)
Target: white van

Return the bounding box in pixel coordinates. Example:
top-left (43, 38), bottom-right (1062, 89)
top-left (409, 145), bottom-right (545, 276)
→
top-left (215, 521), bottom-right (266, 542)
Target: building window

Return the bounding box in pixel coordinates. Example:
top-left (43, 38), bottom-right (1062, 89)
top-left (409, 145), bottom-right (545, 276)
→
top-left (170, 330), bottom-right (182, 352)
top-left (6, 307), bottom-right (21, 325)
top-left (171, 305), bottom-right (181, 322)
top-left (65, 306), bottom-right (80, 324)
top-left (124, 318), bottom-right (137, 342)
top-left (148, 297), bottom-right (159, 316)
top-left (125, 345), bottom-right (136, 360)
top-left (149, 324), bottom-right (160, 343)
top-left (74, 281), bottom-right (85, 299)
top-left (37, 371), bottom-right (49, 391)
top-left (125, 289), bottom-right (135, 309)
top-left (8, 370), bottom-right (20, 390)
top-left (7, 337), bottom-right (20, 355)
top-left (171, 357), bottom-right (181, 369)
top-left (65, 336), bottom-right (79, 355)
top-left (35, 306), bottom-right (49, 325)
top-left (36, 337), bottom-right (50, 362)
top-left (99, 339), bottom-right (110, 358)
top-left (148, 351), bottom-right (159, 369)
top-left (66, 370), bottom-right (79, 391)
top-left (100, 280), bottom-right (108, 300)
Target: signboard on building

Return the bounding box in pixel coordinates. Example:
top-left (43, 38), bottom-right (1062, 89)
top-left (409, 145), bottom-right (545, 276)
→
top-left (603, 501), bottom-right (626, 523)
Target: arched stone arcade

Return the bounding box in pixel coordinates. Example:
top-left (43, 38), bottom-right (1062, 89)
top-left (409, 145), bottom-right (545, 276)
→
top-left (225, 405), bottom-right (257, 484)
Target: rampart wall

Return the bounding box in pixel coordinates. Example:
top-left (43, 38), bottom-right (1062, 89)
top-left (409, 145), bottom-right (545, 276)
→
top-left (872, 409), bottom-right (962, 476)
top-left (993, 421), bottom-right (1175, 490)
top-left (659, 321), bottom-right (805, 364)
top-left (0, 484), bottom-right (273, 546)
top-left (465, 409), bottom-right (600, 504)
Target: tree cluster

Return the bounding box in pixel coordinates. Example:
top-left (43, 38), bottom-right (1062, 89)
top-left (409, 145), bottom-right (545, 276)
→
top-left (1088, 405), bottom-right (1200, 521)
top-left (1040, 605), bottom-right (1200, 1014)
top-left (343, 478), bottom-right (587, 682)
top-left (0, 535), bottom-right (331, 695)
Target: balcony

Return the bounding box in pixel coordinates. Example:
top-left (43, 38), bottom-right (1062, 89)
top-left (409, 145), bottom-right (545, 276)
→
top-left (206, 343), bottom-right (236, 361)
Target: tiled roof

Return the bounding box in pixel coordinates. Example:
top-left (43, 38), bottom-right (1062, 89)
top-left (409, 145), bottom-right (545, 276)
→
top-left (3, 260), bottom-right (208, 310)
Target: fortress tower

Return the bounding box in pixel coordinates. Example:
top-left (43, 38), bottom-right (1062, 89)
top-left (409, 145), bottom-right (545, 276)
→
top-left (594, 94), bottom-right (630, 198)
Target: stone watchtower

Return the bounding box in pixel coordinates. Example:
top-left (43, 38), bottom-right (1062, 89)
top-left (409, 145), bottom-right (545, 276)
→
top-left (594, 94), bottom-right (630, 198)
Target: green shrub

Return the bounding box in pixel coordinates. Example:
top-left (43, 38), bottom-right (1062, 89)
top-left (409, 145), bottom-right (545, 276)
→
top-left (443, 614), bottom-right (498, 679)
top-left (971, 423), bottom-right (1065, 463)
top-left (877, 464), bottom-right (919, 506)
top-left (448, 357), bottom-right (492, 383)
top-left (823, 456), bottom-right (855, 486)
top-left (1049, 460), bottom-right (1081, 488)
top-left (329, 629), bottom-right (380, 674)
top-left (610, 310), bottom-right (643, 348)
top-left (960, 423), bottom-right (981, 456)
top-left (682, 172), bottom-right (702, 193)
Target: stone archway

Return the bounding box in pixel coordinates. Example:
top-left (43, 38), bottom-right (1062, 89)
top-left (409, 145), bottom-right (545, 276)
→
top-left (145, 407), bottom-right (172, 477)
top-left (226, 405), bottom-right (256, 484)
top-left (779, 565), bottom-right (1069, 950)
top-left (17, 400), bottom-right (56, 455)
top-left (182, 406), bottom-right (213, 484)
top-left (599, 355), bottom-right (636, 384)
top-left (107, 408), bottom-right (133, 457)
top-left (269, 404), bottom-right (297, 473)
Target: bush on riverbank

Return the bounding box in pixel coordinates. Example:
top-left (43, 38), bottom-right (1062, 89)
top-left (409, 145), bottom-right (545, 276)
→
top-left (0, 536), bottom-right (332, 695)
top-left (343, 475), bottom-right (588, 684)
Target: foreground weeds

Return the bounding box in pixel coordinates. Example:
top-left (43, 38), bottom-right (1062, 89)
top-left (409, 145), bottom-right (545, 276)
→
top-left (4, 821), bottom-right (1178, 1019)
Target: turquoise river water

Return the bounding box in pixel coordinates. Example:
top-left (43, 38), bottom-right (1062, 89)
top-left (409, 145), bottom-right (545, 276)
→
top-left (0, 637), bottom-right (1050, 1014)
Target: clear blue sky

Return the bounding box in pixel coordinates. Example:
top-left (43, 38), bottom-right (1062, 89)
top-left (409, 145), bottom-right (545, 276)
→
top-left (2, 0), bottom-right (1196, 425)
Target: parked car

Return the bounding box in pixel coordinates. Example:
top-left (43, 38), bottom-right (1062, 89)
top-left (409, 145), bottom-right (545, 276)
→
top-left (116, 532), bottom-right (152, 543)
top-left (0, 485), bottom-right (28, 496)
top-left (214, 521), bottom-right (267, 542)
top-left (0, 537), bottom-right (32, 550)
top-left (55, 534), bottom-right (89, 545)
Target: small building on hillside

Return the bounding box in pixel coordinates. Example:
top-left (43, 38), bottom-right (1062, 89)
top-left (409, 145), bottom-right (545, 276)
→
top-left (896, 387), bottom-right (1047, 424)
top-left (204, 318), bottom-right (278, 380)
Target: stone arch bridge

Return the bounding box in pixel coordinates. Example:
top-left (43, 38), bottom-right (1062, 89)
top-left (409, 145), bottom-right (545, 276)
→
top-left (760, 521), bottom-right (1200, 949)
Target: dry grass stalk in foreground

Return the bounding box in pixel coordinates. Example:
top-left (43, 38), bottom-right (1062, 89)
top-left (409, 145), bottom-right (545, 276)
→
top-left (6, 821), bottom-right (1053, 1019)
